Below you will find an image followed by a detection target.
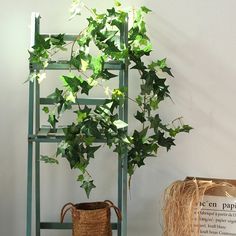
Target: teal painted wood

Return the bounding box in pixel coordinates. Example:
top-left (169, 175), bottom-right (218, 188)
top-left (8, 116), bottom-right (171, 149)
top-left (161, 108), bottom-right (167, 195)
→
top-left (28, 127), bottom-right (107, 143)
top-left (40, 97), bottom-right (107, 105)
top-left (35, 142), bottom-right (41, 236)
top-left (35, 60), bottom-right (41, 236)
top-left (118, 17), bottom-right (129, 236)
top-left (27, 80), bottom-right (34, 236)
top-left (26, 142), bottom-right (33, 236)
top-left (117, 39), bottom-right (124, 236)
top-left (41, 33), bottom-right (119, 42)
top-left (118, 69), bottom-right (124, 236)
top-left (27, 12), bottom-right (40, 236)
top-left (29, 135), bottom-right (106, 143)
top-left (122, 18), bottom-right (129, 236)
top-left (31, 60), bottom-right (124, 71)
top-left (27, 13), bottom-right (129, 236)
top-left (41, 34), bottom-right (78, 41)
top-left (40, 222), bottom-right (118, 230)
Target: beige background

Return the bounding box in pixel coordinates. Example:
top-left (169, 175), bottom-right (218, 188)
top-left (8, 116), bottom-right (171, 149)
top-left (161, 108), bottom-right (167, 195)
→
top-left (1, 0), bottom-right (236, 235)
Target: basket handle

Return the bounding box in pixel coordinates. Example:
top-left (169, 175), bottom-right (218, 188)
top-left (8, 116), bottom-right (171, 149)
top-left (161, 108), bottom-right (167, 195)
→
top-left (60, 202), bottom-right (75, 223)
top-left (104, 200), bottom-right (122, 221)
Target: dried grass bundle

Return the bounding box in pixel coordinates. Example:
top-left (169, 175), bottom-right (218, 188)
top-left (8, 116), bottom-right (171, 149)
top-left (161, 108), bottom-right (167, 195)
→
top-left (162, 179), bottom-right (235, 236)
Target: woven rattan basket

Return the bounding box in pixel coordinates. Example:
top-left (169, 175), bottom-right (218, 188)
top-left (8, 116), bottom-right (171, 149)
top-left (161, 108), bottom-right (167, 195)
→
top-left (61, 200), bottom-right (122, 236)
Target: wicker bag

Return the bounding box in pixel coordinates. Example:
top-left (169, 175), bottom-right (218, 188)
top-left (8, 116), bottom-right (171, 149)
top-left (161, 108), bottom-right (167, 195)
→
top-left (61, 200), bottom-right (122, 236)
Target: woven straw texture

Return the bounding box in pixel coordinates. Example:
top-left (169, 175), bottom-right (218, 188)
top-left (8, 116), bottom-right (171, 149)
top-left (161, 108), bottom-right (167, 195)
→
top-left (61, 201), bottom-right (121, 236)
top-left (73, 202), bottom-right (112, 236)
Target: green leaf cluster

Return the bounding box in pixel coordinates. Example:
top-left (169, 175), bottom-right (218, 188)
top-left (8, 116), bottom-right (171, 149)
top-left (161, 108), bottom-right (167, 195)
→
top-left (29, 34), bottom-right (66, 70)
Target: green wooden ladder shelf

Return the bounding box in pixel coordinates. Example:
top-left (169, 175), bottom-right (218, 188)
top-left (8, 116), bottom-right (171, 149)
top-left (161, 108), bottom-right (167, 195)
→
top-left (27, 12), bottom-right (128, 236)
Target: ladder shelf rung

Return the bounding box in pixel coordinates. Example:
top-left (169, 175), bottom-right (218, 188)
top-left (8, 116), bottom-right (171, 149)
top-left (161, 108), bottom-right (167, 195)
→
top-left (28, 127), bottom-right (106, 143)
top-left (30, 60), bottom-right (124, 71)
top-left (41, 32), bottom-right (119, 42)
top-left (40, 222), bottom-right (118, 230)
top-left (40, 97), bottom-right (108, 106)
top-left (41, 34), bottom-right (78, 41)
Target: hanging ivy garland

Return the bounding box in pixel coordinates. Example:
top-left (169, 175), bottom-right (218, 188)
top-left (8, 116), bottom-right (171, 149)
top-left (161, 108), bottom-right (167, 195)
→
top-left (28, 1), bottom-right (192, 197)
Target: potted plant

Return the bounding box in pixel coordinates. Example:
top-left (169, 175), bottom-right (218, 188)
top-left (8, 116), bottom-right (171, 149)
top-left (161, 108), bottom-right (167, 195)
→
top-left (28, 0), bottom-right (192, 198)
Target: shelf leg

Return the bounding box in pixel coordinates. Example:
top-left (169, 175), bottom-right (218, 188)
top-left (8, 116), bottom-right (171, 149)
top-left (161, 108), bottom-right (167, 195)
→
top-left (118, 155), bottom-right (122, 236)
top-left (35, 142), bottom-right (40, 236)
top-left (121, 154), bottom-right (128, 236)
top-left (26, 142), bottom-right (33, 236)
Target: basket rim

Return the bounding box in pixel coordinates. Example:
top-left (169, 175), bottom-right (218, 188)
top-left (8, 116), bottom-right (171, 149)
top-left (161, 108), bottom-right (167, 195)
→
top-left (74, 201), bottom-right (110, 211)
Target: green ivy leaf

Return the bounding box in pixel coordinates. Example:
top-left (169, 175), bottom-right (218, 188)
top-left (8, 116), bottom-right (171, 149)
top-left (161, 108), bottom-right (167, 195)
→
top-left (134, 111), bottom-right (146, 123)
top-left (60, 75), bottom-right (79, 93)
top-left (66, 91), bottom-right (76, 103)
top-left (81, 59), bottom-right (89, 71)
top-left (48, 114), bottom-right (58, 129)
top-left (42, 106), bottom-right (49, 114)
top-left (169, 125), bottom-right (193, 137)
top-left (80, 180), bottom-right (96, 198)
top-left (80, 80), bottom-right (93, 95)
top-left (56, 141), bottom-right (69, 157)
top-left (86, 145), bottom-right (101, 159)
top-left (148, 58), bottom-right (174, 77)
top-left (149, 114), bottom-right (161, 131)
top-left (40, 155), bottom-right (59, 164)
top-left (114, 0), bottom-right (121, 7)
top-left (77, 174), bottom-right (84, 182)
top-left (135, 95), bottom-right (143, 106)
top-left (150, 96), bottom-right (158, 110)
top-left (70, 55), bottom-right (81, 70)
top-left (101, 70), bottom-right (117, 80)
top-left (107, 7), bottom-right (116, 17)
top-left (48, 88), bottom-right (63, 103)
top-left (90, 56), bottom-right (104, 75)
top-left (140, 6), bottom-right (152, 14)
top-left (26, 72), bottom-right (37, 83)
top-left (182, 125), bottom-right (193, 133)
top-left (112, 88), bottom-right (125, 101)
top-left (77, 110), bottom-right (87, 123)
top-left (140, 127), bottom-right (149, 141)
top-left (162, 66), bottom-right (173, 77)
top-left (84, 136), bottom-right (95, 145)
top-left (157, 132), bottom-right (175, 151)
top-left (113, 119), bottom-right (128, 129)
top-left (141, 83), bottom-right (152, 95)
top-left (130, 59), bottom-right (147, 72)
top-left (50, 34), bottom-right (65, 45)
top-left (35, 34), bottom-right (51, 50)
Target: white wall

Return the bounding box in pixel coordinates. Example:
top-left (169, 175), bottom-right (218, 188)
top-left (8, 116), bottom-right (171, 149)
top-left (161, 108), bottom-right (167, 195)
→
top-left (1, 0), bottom-right (236, 235)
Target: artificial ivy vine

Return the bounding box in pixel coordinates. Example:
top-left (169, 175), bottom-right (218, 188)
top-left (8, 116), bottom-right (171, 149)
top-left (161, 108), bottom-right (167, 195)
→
top-left (28, 1), bottom-right (192, 197)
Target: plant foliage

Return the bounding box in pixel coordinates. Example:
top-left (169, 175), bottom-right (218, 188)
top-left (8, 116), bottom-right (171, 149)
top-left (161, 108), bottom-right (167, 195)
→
top-left (28, 1), bottom-right (192, 197)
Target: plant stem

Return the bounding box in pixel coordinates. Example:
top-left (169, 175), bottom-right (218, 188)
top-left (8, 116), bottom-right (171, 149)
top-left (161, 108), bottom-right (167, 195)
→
top-left (84, 169), bottom-right (93, 179)
top-left (69, 27), bottom-right (88, 72)
top-left (138, 69), bottom-right (146, 129)
top-left (171, 116), bottom-right (183, 128)
top-left (49, 41), bottom-right (73, 57)
top-left (84, 5), bottom-right (96, 17)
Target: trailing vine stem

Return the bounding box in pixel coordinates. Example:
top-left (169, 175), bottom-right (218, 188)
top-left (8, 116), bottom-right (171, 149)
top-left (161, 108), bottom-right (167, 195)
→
top-left (49, 41), bottom-right (73, 57)
top-left (69, 27), bottom-right (88, 72)
top-left (84, 5), bottom-right (96, 17)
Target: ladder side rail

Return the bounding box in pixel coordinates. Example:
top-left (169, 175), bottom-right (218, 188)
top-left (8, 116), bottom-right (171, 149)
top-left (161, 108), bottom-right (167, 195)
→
top-left (118, 17), bottom-right (129, 236)
top-left (122, 17), bottom-right (129, 236)
top-left (27, 12), bottom-right (40, 236)
top-left (33, 14), bottom-right (41, 236)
